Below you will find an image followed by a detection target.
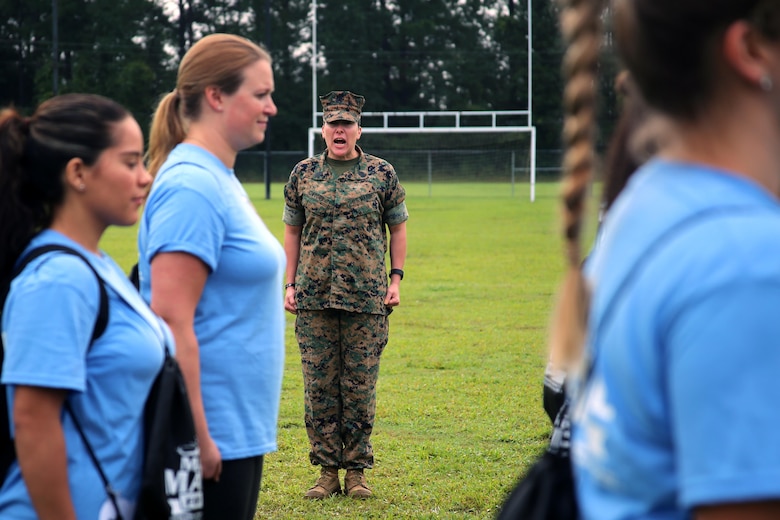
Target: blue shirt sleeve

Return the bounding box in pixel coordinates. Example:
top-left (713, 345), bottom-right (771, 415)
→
top-left (144, 171), bottom-right (226, 271)
top-left (2, 254), bottom-right (99, 391)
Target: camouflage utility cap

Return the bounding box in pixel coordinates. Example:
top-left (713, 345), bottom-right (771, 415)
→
top-left (321, 90), bottom-right (365, 124)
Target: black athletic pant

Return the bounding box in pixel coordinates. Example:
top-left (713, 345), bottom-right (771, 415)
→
top-left (202, 455), bottom-right (264, 520)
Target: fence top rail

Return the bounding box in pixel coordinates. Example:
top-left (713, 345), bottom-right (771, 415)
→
top-left (313, 110), bottom-right (531, 129)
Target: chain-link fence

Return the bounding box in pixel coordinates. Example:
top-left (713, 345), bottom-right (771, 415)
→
top-left (234, 149), bottom-right (565, 186)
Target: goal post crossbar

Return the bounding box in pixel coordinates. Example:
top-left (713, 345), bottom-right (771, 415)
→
top-left (314, 110), bottom-right (530, 129)
top-left (307, 124), bottom-right (537, 201)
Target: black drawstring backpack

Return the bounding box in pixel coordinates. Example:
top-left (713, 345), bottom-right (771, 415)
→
top-left (134, 343), bottom-right (203, 519)
top-left (496, 399), bottom-right (577, 520)
top-left (128, 262), bottom-right (203, 520)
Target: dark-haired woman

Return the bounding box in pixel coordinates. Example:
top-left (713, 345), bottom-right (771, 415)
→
top-left (0, 93), bottom-right (165, 519)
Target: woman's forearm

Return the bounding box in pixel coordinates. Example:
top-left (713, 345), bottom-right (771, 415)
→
top-left (14, 386), bottom-right (76, 520)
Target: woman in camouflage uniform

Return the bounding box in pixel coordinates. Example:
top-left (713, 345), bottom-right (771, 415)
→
top-left (283, 91), bottom-right (408, 500)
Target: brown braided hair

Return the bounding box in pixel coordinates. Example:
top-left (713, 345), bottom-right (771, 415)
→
top-left (548, 0), bottom-right (606, 372)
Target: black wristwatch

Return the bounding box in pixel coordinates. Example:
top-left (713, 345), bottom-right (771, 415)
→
top-left (389, 268), bottom-right (404, 280)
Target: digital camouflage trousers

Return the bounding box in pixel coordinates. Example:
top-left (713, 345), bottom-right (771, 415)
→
top-left (295, 309), bottom-right (389, 469)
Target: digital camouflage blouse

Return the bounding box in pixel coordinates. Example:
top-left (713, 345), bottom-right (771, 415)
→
top-left (283, 146), bottom-right (409, 315)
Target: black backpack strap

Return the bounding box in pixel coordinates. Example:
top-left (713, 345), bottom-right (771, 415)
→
top-left (13, 245), bottom-right (109, 341)
top-left (129, 262), bottom-right (140, 290)
top-left (64, 400), bottom-right (124, 519)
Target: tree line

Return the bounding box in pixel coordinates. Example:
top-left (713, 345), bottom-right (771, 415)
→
top-left (0, 0), bottom-right (620, 160)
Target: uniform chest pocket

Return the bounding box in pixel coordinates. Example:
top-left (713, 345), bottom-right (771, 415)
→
top-left (301, 188), bottom-right (332, 218)
top-left (343, 190), bottom-right (382, 220)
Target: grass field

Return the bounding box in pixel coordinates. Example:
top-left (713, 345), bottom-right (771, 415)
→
top-left (100, 181), bottom-right (594, 519)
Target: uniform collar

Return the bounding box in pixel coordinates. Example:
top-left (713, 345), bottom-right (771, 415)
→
top-left (319, 144), bottom-right (366, 169)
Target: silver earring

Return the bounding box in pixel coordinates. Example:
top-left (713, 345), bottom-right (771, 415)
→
top-left (760, 74), bottom-right (773, 92)
top-left (78, 183), bottom-right (86, 192)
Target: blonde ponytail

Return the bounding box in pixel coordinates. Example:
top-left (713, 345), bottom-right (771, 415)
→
top-left (147, 90), bottom-right (187, 178)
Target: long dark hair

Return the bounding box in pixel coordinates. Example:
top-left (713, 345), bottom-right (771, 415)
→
top-left (0, 93), bottom-right (129, 281)
top-left (614, 0), bottom-right (779, 119)
top-left (601, 71), bottom-right (652, 212)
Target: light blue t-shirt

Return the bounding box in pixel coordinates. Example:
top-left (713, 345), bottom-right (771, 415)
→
top-left (137, 143), bottom-right (286, 460)
top-left (572, 160), bottom-right (780, 519)
top-left (0, 230), bottom-right (169, 520)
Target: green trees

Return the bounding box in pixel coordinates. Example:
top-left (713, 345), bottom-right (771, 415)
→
top-left (0, 0), bottom-right (173, 124)
top-left (0, 0), bottom-right (575, 152)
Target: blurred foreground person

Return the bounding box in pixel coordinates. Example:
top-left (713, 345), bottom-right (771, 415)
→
top-left (551, 1), bottom-right (780, 519)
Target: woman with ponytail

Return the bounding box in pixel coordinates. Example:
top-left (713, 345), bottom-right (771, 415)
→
top-left (0, 93), bottom-right (165, 519)
top-left (554, 1), bottom-right (780, 518)
top-left (137, 33), bottom-right (284, 520)
top-left (543, 70), bottom-right (652, 427)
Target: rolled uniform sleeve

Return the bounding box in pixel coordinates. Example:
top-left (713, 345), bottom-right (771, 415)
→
top-left (283, 205), bottom-right (305, 226)
top-left (283, 168), bottom-right (305, 226)
top-left (381, 164), bottom-right (408, 226)
top-left (384, 202), bottom-right (408, 226)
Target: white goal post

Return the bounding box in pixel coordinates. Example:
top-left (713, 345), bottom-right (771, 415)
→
top-left (309, 1), bottom-right (536, 200)
top-left (308, 110), bottom-right (537, 201)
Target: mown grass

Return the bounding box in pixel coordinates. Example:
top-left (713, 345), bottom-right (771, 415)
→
top-left (100, 181), bottom-right (595, 520)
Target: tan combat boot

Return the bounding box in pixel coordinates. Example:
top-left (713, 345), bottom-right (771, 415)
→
top-left (344, 468), bottom-right (372, 499)
top-left (304, 467), bottom-right (341, 499)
